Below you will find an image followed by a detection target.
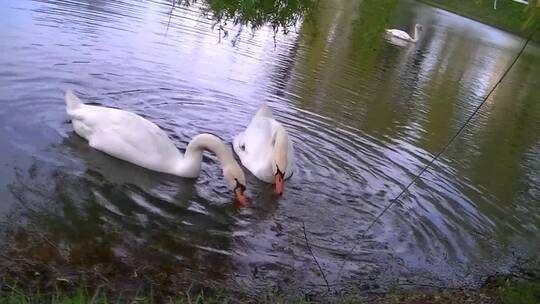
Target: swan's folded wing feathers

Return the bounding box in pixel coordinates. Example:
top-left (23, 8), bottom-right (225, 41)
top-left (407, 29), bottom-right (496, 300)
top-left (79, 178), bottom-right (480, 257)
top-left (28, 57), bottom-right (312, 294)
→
top-left (244, 118), bottom-right (273, 154)
top-left (116, 112), bottom-right (179, 157)
top-left (88, 129), bottom-right (132, 160)
top-left (86, 108), bottom-right (180, 165)
top-left (387, 29), bottom-right (411, 40)
top-left (233, 108), bottom-right (295, 183)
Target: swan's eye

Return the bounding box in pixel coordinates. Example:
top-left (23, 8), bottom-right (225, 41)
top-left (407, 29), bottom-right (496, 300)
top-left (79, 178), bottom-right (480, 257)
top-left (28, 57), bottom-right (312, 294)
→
top-left (240, 144), bottom-right (246, 151)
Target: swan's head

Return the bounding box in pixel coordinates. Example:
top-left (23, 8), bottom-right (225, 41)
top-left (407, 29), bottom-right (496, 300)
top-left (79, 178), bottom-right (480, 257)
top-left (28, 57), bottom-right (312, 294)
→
top-left (223, 162), bottom-right (247, 205)
top-left (415, 24), bottom-right (423, 31)
top-left (271, 128), bottom-right (289, 195)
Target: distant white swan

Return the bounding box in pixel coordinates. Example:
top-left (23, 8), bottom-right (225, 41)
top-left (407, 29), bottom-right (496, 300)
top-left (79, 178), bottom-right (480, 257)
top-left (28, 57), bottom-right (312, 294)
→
top-left (385, 24), bottom-right (423, 43)
top-left (233, 105), bottom-right (295, 195)
top-left (65, 90), bottom-right (247, 204)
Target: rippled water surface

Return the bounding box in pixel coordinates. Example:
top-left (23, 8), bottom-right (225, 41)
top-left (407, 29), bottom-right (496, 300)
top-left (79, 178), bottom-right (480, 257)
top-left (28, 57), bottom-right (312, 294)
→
top-left (1, 0), bottom-right (539, 293)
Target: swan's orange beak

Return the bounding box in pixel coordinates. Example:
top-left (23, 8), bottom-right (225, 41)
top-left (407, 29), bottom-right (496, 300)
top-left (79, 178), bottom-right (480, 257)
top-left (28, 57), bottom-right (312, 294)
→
top-left (234, 183), bottom-right (247, 205)
top-left (275, 170), bottom-right (284, 195)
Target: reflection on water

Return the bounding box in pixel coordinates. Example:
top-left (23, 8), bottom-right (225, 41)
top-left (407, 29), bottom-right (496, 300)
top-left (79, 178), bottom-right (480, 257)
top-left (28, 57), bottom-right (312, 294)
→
top-left (1, 0), bottom-right (539, 294)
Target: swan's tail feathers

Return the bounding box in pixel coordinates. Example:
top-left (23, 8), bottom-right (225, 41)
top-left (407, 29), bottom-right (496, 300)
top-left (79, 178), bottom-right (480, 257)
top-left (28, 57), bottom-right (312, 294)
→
top-left (255, 105), bottom-right (273, 118)
top-left (65, 90), bottom-right (84, 115)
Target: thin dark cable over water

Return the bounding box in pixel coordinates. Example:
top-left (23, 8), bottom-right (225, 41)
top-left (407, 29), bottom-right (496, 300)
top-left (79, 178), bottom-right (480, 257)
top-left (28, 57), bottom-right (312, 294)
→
top-left (164, 0), bottom-right (176, 38)
top-left (334, 25), bottom-right (539, 284)
top-left (302, 221), bottom-right (331, 291)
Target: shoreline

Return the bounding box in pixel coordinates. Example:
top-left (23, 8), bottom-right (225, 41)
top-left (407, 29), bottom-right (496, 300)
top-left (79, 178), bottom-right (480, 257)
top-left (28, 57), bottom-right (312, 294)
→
top-left (416, 0), bottom-right (539, 42)
top-left (2, 220), bottom-right (540, 302)
top-left (1, 276), bottom-right (539, 303)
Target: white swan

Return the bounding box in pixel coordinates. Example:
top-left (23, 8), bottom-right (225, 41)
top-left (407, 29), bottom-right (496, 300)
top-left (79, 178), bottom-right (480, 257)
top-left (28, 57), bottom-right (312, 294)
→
top-left (65, 90), bottom-right (247, 204)
top-left (385, 24), bottom-right (423, 43)
top-left (233, 105), bottom-right (295, 195)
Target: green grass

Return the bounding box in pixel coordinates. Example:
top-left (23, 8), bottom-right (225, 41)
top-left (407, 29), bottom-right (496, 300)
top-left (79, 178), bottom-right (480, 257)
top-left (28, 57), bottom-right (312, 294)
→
top-left (498, 282), bottom-right (540, 304)
top-left (1, 281), bottom-right (539, 304)
top-left (0, 286), bottom-right (315, 304)
top-left (0, 289), bottom-right (289, 304)
top-left (0, 291), bottom-right (184, 304)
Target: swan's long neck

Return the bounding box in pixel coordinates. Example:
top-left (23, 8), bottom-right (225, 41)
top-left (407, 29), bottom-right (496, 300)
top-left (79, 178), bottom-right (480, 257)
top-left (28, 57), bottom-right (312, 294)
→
top-left (173, 134), bottom-right (234, 177)
top-left (411, 26), bottom-right (419, 42)
top-left (274, 127), bottom-right (289, 171)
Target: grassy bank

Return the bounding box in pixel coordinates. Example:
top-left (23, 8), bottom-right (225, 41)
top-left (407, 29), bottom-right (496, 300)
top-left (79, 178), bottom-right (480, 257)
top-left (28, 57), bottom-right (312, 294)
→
top-left (416, 0), bottom-right (538, 38)
top-left (2, 227), bottom-right (539, 303)
top-left (1, 280), bottom-right (539, 303)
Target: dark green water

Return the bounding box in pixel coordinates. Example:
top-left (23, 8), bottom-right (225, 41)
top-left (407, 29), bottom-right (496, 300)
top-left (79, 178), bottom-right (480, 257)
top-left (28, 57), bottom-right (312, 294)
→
top-left (0, 0), bottom-right (539, 293)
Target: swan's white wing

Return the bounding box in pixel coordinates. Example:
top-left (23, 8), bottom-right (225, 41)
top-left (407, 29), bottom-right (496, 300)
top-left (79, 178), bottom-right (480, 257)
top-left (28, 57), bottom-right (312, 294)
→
top-left (385, 29), bottom-right (411, 41)
top-left (234, 112), bottom-right (296, 183)
top-left (386, 35), bottom-right (410, 47)
top-left (233, 105), bottom-right (274, 160)
top-left (70, 105), bottom-right (182, 173)
top-left (234, 116), bottom-right (275, 182)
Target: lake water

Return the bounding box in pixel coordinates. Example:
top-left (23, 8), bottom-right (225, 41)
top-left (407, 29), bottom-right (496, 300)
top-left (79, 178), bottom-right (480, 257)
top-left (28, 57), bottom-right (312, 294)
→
top-left (1, 0), bottom-right (539, 294)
